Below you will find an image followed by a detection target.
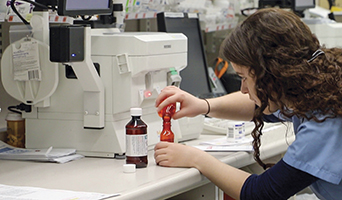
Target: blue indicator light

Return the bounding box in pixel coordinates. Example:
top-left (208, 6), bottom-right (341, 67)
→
top-left (71, 53), bottom-right (76, 57)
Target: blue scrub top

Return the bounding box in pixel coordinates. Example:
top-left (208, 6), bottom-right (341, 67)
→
top-left (266, 112), bottom-right (342, 200)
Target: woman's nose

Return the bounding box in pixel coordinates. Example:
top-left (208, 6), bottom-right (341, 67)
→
top-left (240, 80), bottom-right (248, 94)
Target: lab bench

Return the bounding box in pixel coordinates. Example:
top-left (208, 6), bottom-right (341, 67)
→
top-left (0, 123), bottom-right (294, 200)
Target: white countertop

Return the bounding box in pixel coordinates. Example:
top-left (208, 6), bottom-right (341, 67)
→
top-left (0, 123), bottom-right (294, 200)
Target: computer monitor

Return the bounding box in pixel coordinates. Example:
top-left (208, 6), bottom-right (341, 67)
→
top-left (58, 0), bottom-right (113, 16)
top-left (293, 0), bottom-right (315, 13)
top-left (258, 0), bottom-right (292, 8)
top-left (157, 12), bottom-right (213, 98)
top-left (258, 0), bottom-right (315, 16)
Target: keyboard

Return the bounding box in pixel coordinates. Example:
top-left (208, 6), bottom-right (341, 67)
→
top-left (203, 117), bottom-right (275, 135)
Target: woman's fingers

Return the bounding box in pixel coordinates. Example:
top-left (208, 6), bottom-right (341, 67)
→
top-left (154, 142), bottom-right (172, 166)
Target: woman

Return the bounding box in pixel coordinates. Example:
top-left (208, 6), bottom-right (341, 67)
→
top-left (154, 8), bottom-right (342, 200)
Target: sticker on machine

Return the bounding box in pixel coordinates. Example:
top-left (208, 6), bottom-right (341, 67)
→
top-left (12, 39), bottom-right (41, 81)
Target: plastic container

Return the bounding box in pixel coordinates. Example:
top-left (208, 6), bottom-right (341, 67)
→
top-left (6, 112), bottom-right (25, 148)
top-left (125, 108), bottom-right (148, 168)
top-left (227, 121), bottom-right (245, 142)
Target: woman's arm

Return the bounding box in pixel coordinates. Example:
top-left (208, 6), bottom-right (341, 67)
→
top-left (205, 91), bottom-right (255, 121)
top-left (154, 143), bottom-right (318, 200)
top-left (155, 86), bottom-right (255, 121)
top-left (241, 159), bottom-right (318, 200)
top-left (154, 142), bottom-right (251, 199)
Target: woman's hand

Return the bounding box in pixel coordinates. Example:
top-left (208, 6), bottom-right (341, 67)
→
top-left (154, 141), bottom-right (250, 200)
top-left (155, 86), bottom-right (208, 120)
top-left (154, 142), bottom-right (205, 168)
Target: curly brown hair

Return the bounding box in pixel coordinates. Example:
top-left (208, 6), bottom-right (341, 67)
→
top-left (220, 8), bottom-right (342, 169)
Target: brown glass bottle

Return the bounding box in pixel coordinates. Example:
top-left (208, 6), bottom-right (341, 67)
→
top-left (160, 114), bottom-right (174, 142)
top-left (126, 108), bottom-right (148, 168)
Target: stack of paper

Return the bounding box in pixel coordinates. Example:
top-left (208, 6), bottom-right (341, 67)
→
top-left (0, 140), bottom-right (83, 163)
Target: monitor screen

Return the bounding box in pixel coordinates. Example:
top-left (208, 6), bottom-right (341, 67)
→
top-left (58, 0), bottom-right (113, 16)
top-left (157, 12), bottom-right (212, 98)
top-left (258, 0), bottom-right (315, 12)
top-left (294, 0), bottom-right (315, 11)
top-left (258, 0), bottom-right (292, 8)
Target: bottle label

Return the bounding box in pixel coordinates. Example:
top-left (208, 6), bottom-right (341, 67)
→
top-left (126, 134), bottom-right (148, 156)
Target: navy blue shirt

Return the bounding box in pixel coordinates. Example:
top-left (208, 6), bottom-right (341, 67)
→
top-left (242, 111), bottom-right (342, 199)
top-left (240, 159), bottom-right (318, 200)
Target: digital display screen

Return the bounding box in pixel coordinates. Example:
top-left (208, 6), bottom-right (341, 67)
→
top-left (294, 0), bottom-right (315, 11)
top-left (65, 0), bottom-right (110, 10)
top-left (258, 0), bottom-right (315, 11)
top-left (58, 0), bottom-right (113, 16)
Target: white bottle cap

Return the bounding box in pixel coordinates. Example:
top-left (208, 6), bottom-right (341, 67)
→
top-left (123, 164), bottom-right (136, 173)
top-left (130, 108), bottom-right (142, 116)
top-left (6, 112), bottom-right (23, 121)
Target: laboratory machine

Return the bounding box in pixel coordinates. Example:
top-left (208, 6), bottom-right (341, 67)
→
top-left (1, 0), bottom-right (204, 158)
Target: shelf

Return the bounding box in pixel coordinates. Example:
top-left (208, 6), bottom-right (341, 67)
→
top-left (125, 12), bottom-right (158, 20)
top-left (203, 20), bottom-right (238, 33)
top-left (6, 15), bottom-right (21, 23)
top-left (6, 14), bottom-right (73, 24)
top-left (0, 13), bottom-right (5, 22)
top-left (48, 14), bottom-right (74, 24)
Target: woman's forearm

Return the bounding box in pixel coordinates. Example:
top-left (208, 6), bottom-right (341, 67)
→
top-left (193, 151), bottom-right (251, 199)
top-left (206, 92), bottom-right (255, 121)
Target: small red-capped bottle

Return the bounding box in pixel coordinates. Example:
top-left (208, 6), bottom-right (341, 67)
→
top-left (158, 103), bottom-right (176, 142)
top-left (158, 103), bottom-right (176, 118)
top-left (160, 114), bottom-right (174, 142)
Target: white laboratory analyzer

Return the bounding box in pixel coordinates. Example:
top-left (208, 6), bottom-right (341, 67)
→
top-left (1, 0), bottom-right (204, 158)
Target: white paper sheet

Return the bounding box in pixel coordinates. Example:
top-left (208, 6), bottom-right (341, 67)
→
top-left (194, 137), bottom-right (253, 152)
top-left (0, 184), bottom-right (120, 200)
top-left (0, 140), bottom-right (84, 163)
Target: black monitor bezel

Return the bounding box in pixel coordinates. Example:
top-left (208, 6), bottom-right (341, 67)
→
top-left (157, 12), bottom-right (213, 97)
top-left (57, 0), bottom-right (113, 16)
